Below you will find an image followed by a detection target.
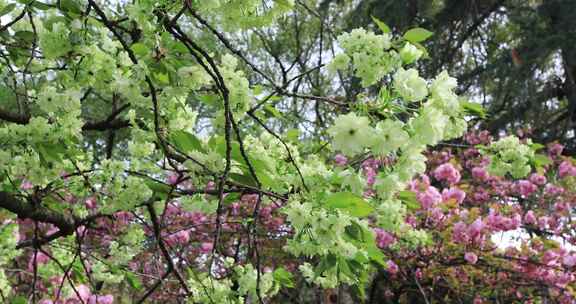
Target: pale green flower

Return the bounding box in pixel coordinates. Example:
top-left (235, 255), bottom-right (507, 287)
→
top-left (485, 135), bottom-right (534, 178)
top-left (404, 229), bottom-right (431, 248)
top-left (374, 173), bottom-right (405, 199)
top-left (396, 150), bottom-right (427, 182)
top-left (328, 113), bottom-right (374, 156)
top-left (371, 119), bottom-right (409, 156)
top-left (430, 70), bottom-right (457, 100)
top-left (399, 43), bottom-right (423, 64)
top-left (177, 65), bottom-right (211, 89)
top-left (376, 199), bottom-right (407, 232)
top-left (327, 53), bottom-right (351, 74)
top-left (339, 169), bottom-right (367, 195)
top-left (336, 28), bottom-right (394, 86)
top-left (410, 105), bottom-right (448, 146)
top-left (39, 22), bottom-right (72, 59)
top-left (393, 68), bottom-right (428, 102)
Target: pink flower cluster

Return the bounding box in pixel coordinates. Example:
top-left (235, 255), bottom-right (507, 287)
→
top-left (39, 284), bottom-right (113, 304)
top-left (374, 228), bottom-right (396, 249)
top-left (558, 161), bottom-right (576, 178)
top-left (452, 218), bottom-right (485, 245)
top-left (433, 163), bottom-right (461, 185)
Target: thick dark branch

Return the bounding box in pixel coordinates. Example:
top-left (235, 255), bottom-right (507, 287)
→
top-left (82, 103), bottom-right (131, 131)
top-left (0, 9), bottom-right (27, 32)
top-left (0, 191), bottom-right (109, 249)
top-left (0, 108), bottom-right (130, 131)
top-left (0, 191), bottom-right (75, 232)
top-left (0, 109), bottom-right (29, 125)
top-left (82, 118), bottom-right (130, 131)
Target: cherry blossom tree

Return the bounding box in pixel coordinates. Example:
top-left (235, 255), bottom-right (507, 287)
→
top-left (0, 0), bottom-right (574, 303)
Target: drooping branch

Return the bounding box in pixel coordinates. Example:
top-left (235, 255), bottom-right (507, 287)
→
top-left (0, 191), bottom-right (75, 233)
top-left (0, 191), bottom-right (108, 249)
top-left (0, 107), bottom-right (131, 131)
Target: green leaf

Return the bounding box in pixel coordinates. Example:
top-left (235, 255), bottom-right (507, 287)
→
top-left (276, 0), bottom-right (294, 9)
top-left (325, 192), bottom-right (374, 217)
top-left (285, 129), bottom-right (299, 142)
top-left (252, 84), bottom-right (264, 95)
top-left (170, 130), bottom-right (205, 154)
top-left (59, 0), bottom-right (82, 14)
top-left (14, 31), bottom-right (35, 44)
top-left (144, 180), bottom-right (172, 194)
top-left (533, 153), bottom-right (552, 168)
top-left (263, 104), bottom-right (282, 118)
top-left (529, 143), bottom-right (545, 151)
top-left (273, 267), bottom-right (294, 288)
top-left (126, 272), bottom-right (143, 290)
top-left (345, 221), bottom-right (367, 243)
top-left (11, 296), bottom-right (27, 304)
top-left (371, 15), bottom-right (391, 34)
top-left (131, 43), bottom-right (148, 57)
top-left (198, 94), bottom-right (220, 107)
top-left (0, 3), bottom-right (16, 16)
top-left (403, 27), bottom-right (433, 43)
top-left (223, 193), bottom-right (241, 205)
top-left (366, 245), bottom-right (386, 267)
top-left (31, 1), bottom-right (52, 10)
top-left (230, 173), bottom-right (258, 187)
top-left (154, 72), bottom-right (170, 85)
top-left (461, 101), bottom-right (487, 119)
top-left (213, 137), bottom-right (274, 188)
top-left (42, 16), bottom-right (68, 31)
top-left (214, 136), bottom-right (243, 163)
top-left (72, 261), bottom-right (87, 283)
top-left (338, 257), bottom-right (356, 280)
top-left (315, 253), bottom-right (338, 276)
top-left (398, 190), bottom-right (419, 211)
top-left (36, 141), bottom-right (66, 164)
top-left (43, 196), bottom-right (66, 213)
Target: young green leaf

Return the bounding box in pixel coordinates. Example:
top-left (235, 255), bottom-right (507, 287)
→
top-left (461, 101), bottom-right (487, 119)
top-left (325, 192), bottom-right (374, 217)
top-left (0, 3), bottom-right (16, 16)
top-left (170, 130), bottom-right (206, 154)
top-left (371, 15), bottom-right (391, 34)
top-left (398, 190), bottom-right (419, 211)
top-left (403, 27), bottom-right (433, 43)
top-left (273, 267), bottom-right (294, 288)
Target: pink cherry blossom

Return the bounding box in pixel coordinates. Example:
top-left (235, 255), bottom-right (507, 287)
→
top-left (417, 186), bottom-right (442, 210)
top-left (529, 173), bottom-right (547, 186)
top-left (386, 260), bottom-right (399, 275)
top-left (374, 228), bottom-right (396, 248)
top-left (433, 163), bottom-right (461, 184)
top-left (524, 211), bottom-right (537, 225)
top-left (167, 173), bottom-right (180, 185)
top-left (558, 161), bottom-right (576, 178)
top-left (441, 187), bottom-right (466, 205)
top-left (85, 197), bottom-right (98, 209)
top-left (89, 295), bottom-right (114, 304)
top-left (200, 242), bottom-right (213, 253)
top-left (471, 166), bottom-right (489, 182)
top-left (514, 180), bottom-right (537, 197)
top-left (563, 255), bottom-right (576, 267)
top-left (334, 154), bottom-right (347, 166)
top-left (20, 179), bottom-right (34, 190)
top-left (548, 143), bottom-right (564, 156)
top-left (465, 252), bottom-right (478, 264)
